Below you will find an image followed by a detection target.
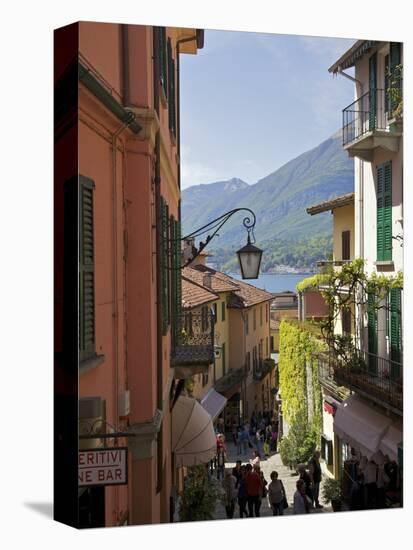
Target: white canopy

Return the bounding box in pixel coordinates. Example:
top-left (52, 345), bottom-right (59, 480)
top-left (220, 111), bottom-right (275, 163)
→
top-left (200, 388), bottom-right (227, 420)
top-left (379, 424), bottom-right (403, 461)
top-left (334, 394), bottom-right (393, 458)
top-left (172, 396), bottom-right (217, 467)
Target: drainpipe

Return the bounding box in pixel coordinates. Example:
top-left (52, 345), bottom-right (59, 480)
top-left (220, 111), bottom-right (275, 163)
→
top-left (153, 29), bottom-right (163, 414)
top-left (336, 69), bottom-right (365, 349)
top-left (111, 114), bottom-right (136, 516)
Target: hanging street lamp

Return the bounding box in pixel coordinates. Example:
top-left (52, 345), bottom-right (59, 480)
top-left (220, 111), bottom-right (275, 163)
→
top-left (179, 207), bottom-right (263, 279)
top-left (236, 236), bottom-right (263, 280)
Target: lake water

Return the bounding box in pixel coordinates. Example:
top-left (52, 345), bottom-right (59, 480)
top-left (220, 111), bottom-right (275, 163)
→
top-left (227, 272), bottom-right (313, 293)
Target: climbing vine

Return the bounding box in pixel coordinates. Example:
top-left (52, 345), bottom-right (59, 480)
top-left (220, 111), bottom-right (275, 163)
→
top-left (278, 320), bottom-right (324, 466)
top-left (298, 259), bottom-right (403, 361)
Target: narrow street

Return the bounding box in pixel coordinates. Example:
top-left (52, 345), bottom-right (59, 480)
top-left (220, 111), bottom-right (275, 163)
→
top-left (211, 439), bottom-right (332, 520)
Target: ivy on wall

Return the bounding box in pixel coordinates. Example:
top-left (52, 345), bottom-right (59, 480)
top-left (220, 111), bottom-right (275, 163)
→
top-left (278, 319), bottom-right (325, 466)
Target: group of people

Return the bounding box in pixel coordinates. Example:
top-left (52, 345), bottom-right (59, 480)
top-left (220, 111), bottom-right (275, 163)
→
top-left (345, 449), bottom-right (401, 510)
top-left (293, 451), bottom-right (324, 512)
top-left (221, 460), bottom-right (287, 519)
top-left (226, 411), bottom-right (280, 458)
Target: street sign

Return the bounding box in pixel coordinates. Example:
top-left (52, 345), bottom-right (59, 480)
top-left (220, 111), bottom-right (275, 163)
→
top-left (79, 447), bottom-right (128, 487)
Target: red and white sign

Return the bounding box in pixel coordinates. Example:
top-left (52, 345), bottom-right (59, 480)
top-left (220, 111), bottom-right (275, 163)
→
top-left (79, 447), bottom-right (128, 487)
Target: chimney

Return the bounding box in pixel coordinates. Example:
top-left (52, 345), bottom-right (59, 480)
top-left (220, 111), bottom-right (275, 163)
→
top-left (203, 273), bottom-right (212, 289)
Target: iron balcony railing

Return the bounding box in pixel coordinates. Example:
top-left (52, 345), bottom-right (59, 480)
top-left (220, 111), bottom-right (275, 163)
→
top-left (318, 349), bottom-right (402, 415)
top-left (171, 311), bottom-right (215, 367)
top-left (253, 358), bottom-right (276, 382)
top-left (342, 85), bottom-right (402, 147)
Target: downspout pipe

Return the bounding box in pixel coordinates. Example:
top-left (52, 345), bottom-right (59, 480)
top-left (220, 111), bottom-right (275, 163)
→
top-left (153, 29), bottom-right (163, 414)
top-left (336, 69), bottom-right (364, 348)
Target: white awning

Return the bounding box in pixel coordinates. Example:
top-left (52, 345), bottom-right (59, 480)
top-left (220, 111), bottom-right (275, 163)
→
top-left (172, 396), bottom-right (217, 467)
top-left (333, 395), bottom-right (393, 458)
top-left (379, 424), bottom-right (403, 461)
top-left (200, 388), bottom-right (227, 420)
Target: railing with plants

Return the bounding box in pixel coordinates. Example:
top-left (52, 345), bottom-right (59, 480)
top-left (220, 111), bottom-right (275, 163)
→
top-left (318, 348), bottom-right (402, 414)
top-left (342, 65), bottom-right (403, 146)
top-left (253, 357), bottom-right (276, 382)
top-left (309, 259), bottom-right (403, 413)
top-left (171, 311), bottom-right (215, 366)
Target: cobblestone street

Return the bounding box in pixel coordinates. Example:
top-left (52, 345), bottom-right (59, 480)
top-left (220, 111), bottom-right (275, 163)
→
top-left (211, 439), bottom-right (332, 520)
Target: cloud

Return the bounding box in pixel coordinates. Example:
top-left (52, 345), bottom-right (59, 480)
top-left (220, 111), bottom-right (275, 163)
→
top-left (297, 35), bottom-right (356, 65)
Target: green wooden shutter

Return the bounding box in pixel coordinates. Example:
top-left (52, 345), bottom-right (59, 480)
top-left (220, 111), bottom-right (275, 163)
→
top-left (175, 219), bottom-right (182, 322)
top-left (377, 161), bottom-right (392, 261)
top-left (390, 288), bottom-right (402, 376)
top-left (369, 53), bottom-right (377, 130)
top-left (367, 292), bottom-right (378, 374)
top-left (170, 217), bottom-right (182, 347)
top-left (389, 43), bottom-right (401, 118)
top-left (167, 41), bottom-right (176, 137)
top-left (158, 28), bottom-right (167, 96)
top-left (384, 54), bottom-right (390, 113)
top-left (160, 197), bottom-right (169, 335)
top-left (79, 176), bottom-right (96, 360)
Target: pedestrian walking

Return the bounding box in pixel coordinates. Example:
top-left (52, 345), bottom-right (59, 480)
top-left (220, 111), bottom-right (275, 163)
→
top-left (293, 479), bottom-right (311, 514)
top-left (268, 471), bottom-right (286, 516)
top-left (257, 468), bottom-right (268, 516)
top-left (271, 426), bottom-right (278, 453)
top-left (232, 460), bottom-right (243, 486)
top-left (222, 469), bottom-right (238, 519)
top-left (309, 450), bottom-right (323, 508)
top-left (245, 463), bottom-right (263, 517)
top-left (216, 447), bottom-right (226, 481)
top-left (237, 466), bottom-right (249, 518)
top-left (231, 419), bottom-right (238, 446)
top-left (256, 429), bottom-right (264, 458)
top-left (298, 464), bottom-right (314, 505)
top-left (250, 450), bottom-right (261, 468)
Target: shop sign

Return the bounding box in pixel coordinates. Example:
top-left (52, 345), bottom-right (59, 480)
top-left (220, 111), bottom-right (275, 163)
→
top-left (79, 447), bottom-right (128, 487)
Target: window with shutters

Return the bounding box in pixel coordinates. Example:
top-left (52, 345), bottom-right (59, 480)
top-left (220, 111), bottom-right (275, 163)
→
top-left (221, 301), bottom-right (226, 322)
top-left (158, 28), bottom-right (167, 98)
top-left (79, 176), bottom-right (96, 361)
top-left (367, 292), bottom-right (378, 374)
top-left (390, 288), bottom-right (402, 374)
top-left (376, 161), bottom-right (392, 261)
top-left (167, 38), bottom-right (176, 137)
top-left (160, 198), bottom-right (170, 335)
top-left (369, 53), bottom-right (377, 130)
top-left (384, 54), bottom-right (390, 114)
top-left (389, 42), bottom-right (402, 118)
top-left (170, 215), bottom-right (182, 347)
top-left (342, 230), bottom-right (350, 261)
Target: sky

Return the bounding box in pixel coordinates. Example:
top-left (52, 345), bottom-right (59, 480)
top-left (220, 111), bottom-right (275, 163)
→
top-left (180, 30), bottom-right (356, 189)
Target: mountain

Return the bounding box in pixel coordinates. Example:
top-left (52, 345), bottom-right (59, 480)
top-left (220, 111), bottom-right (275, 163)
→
top-left (181, 132), bottom-right (353, 270)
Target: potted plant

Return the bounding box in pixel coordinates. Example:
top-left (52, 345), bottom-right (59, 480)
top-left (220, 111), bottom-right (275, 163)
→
top-left (321, 477), bottom-right (343, 511)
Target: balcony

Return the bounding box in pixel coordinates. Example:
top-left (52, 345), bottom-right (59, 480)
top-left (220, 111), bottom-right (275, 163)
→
top-left (253, 358), bottom-right (276, 382)
top-left (318, 349), bottom-right (402, 416)
top-left (342, 87), bottom-right (402, 161)
top-left (171, 311), bottom-right (215, 379)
